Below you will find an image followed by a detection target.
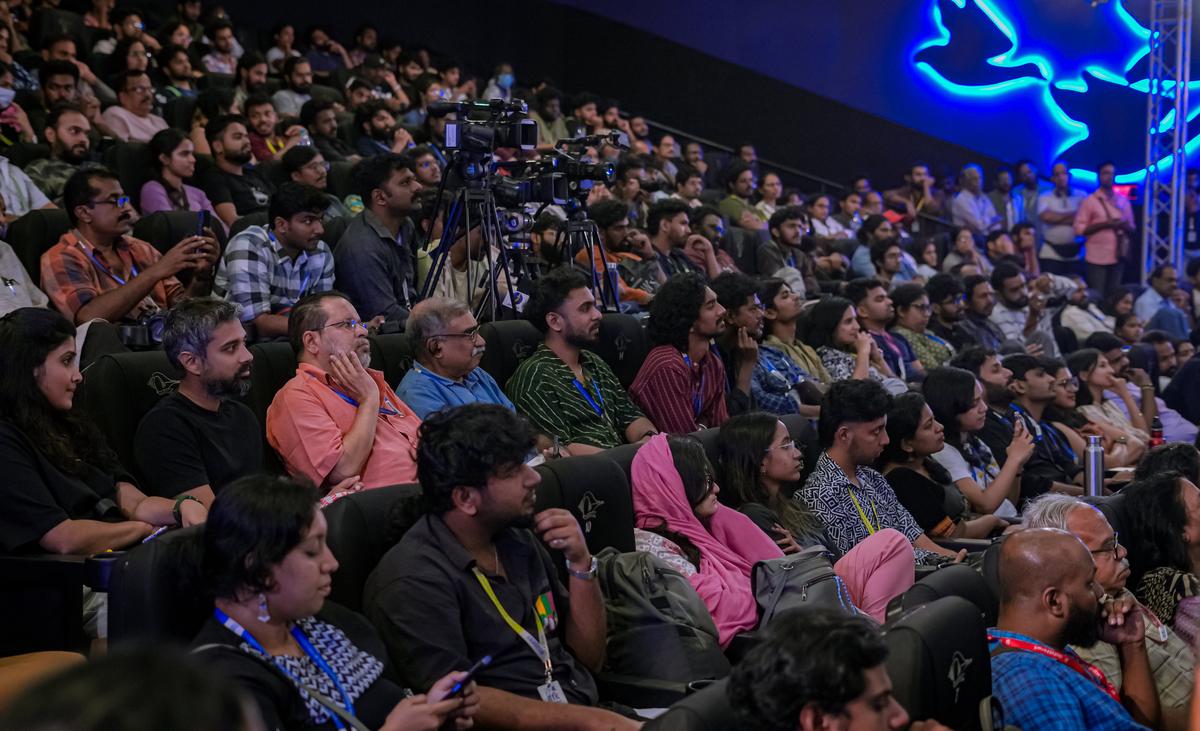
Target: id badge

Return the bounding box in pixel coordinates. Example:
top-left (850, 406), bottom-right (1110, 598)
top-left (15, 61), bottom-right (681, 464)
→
top-left (537, 679), bottom-right (568, 704)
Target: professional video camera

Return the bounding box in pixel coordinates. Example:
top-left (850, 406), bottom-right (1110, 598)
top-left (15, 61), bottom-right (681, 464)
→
top-left (431, 99), bottom-right (538, 159)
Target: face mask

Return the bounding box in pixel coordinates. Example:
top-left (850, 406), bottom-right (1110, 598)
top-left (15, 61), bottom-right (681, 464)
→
top-left (0, 87), bottom-right (16, 109)
top-left (497, 73), bottom-right (514, 90)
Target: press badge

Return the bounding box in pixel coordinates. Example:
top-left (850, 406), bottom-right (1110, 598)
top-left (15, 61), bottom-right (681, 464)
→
top-left (538, 679), bottom-right (568, 704)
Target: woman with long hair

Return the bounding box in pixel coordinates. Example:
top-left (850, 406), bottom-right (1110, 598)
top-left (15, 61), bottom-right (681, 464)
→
top-left (1101, 286), bottom-right (1135, 326)
top-left (1067, 348), bottom-right (1151, 446)
top-left (880, 392), bottom-right (1008, 538)
top-left (103, 38), bottom-right (151, 82)
top-left (912, 237), bottom-right (940, 280)
top-left (941, 227), bottom-right (991, 276)
top-left (890, 283), bottom-right (955, 370)
top-left (805, 296), bottom-right (904, 394)
top-left (716, 413), bottom-right (914, 621)
top-left (922, 366), bottom-right (1032, 518)
top-left (1042, 358), bottom-right (1145, 468)
top-left (1124, 472), bottom-right (1200, 645)
top-left (755, 172), bottom-right (783, 220)
top-left (140, 127), bottom-right (218, 219)
top-left (196, 474), bottom-right (479, 730)
top-left (808, 193), bottom-right (849, 240)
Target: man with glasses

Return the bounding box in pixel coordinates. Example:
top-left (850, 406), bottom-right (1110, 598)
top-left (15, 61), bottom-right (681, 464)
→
top-left (1024, 493), bottom-right (1193, 729)
top-left (213, 182), bottom-right (334, 339)
top-left (41, 167), bottom-right (217, 324)
top-left (926, 273), bottom-right (972, 352)
top-left (334, 153), bottom-right (421, 326)
top-left (396, 297), bottom-right (514, 419)
top-left (100, 69), bottom-right (167, 143)
top-left (267, 291), bottom-right (420, 490)
top-left (281, 145), bottom-right (351, 219)
top-left (1002, 354), bottom-right (1085, 503)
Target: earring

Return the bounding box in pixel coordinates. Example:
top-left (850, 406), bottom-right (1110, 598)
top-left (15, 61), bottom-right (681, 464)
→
top-left (256, 593), bottom-right (271, 623)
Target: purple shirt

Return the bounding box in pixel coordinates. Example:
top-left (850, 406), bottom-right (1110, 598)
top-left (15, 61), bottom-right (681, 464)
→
top-left (1105, 383), bottom-right (1198, 444)
top-left (140, 180), bottom-right (218, 218)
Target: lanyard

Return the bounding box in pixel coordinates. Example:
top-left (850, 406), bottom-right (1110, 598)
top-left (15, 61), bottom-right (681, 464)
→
top-left (267, 136), bottom-right (285, 155)
top-left (473, 568), bottom-right (554, 683)
top-left (269, 230), bottom-right (313, 299)
top-left (77, 237), bottom-right (138, 285)
top-left (572, 376), bottom-right (605, 416)
top-left (988, 633), bottom-right (1120, 703)
top-left (846, 483), bottom-right (879, 535)
top-left (1042, 421), bottom-right (1077, 462)
top-left (214, 608), bottom-right (356, 728)
top-left (414, 363), bottom-right (472, 407)
top-left (681, 353), bottom-right (705, 417)
top-left (330, 386), bottom-right (401, 416)
top-left (1008, 404), bottom-right (1044, 443)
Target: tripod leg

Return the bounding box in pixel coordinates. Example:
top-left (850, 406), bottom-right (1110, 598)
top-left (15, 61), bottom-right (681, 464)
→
top-left (420, 194), bottom-right (463, 302)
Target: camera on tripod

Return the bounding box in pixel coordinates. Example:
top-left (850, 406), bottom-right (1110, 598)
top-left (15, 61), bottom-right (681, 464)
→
top-left (432, 98), bottom-right (538, 159)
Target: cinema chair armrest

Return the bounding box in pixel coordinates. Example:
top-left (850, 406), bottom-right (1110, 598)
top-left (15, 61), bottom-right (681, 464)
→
top-left (933, 537), bottom-right (993, 553)
top-left (0, 552), bottom-right (87, 587)
top-left (722, 631), bottom-right (762, 665)
top-left (596, 671), bottom-right (692, 709)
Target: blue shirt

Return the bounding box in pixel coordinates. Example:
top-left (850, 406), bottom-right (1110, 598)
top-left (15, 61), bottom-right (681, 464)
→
top-left (751, 344), bottom-right (811, 416)
top-left (396, 363), bottom-right (514, 420)
top-left (989, 629), bottom-right (1147, 731)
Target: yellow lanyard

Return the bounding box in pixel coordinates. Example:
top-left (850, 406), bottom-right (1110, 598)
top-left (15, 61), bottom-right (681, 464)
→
top-left (473, 568), bottom-right (553, 681)
top-left (846, 485), bottom-right (879, 535)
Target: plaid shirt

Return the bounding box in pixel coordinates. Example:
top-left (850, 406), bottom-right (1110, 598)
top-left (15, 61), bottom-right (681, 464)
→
top-left (752, 344), bottom-right (811, 416)
top-left (40, 230), bottom-right (184, 321)
top-left (990, 629), bottom-right (1148, 731)
top-left (213, 225), bottom-right (334, 321)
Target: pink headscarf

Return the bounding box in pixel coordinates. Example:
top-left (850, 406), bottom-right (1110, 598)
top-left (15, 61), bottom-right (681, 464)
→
top-left (630, 434), bottom-right (783, 646)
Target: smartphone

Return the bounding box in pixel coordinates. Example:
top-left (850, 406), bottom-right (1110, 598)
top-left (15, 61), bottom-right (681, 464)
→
top-left (449, 655), bottom-right (492, 697)
top-left (195, 210), bottom-right (208, 237)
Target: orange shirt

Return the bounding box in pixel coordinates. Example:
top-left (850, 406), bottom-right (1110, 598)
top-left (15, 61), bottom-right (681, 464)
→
top-left (41, 231), bottom-right (184, 322)
top-left (266, 362), bottom-right (421, 489)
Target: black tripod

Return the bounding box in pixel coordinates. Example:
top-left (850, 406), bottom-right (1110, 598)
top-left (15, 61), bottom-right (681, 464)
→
top-left (552, 198), bottom-right (620, 313)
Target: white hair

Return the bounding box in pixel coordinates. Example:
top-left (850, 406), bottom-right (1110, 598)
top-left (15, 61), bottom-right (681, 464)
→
top-left (1022, 493), bottom-right (1089, 531)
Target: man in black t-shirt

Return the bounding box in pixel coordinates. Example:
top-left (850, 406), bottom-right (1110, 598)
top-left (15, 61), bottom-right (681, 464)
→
top-left (199, 114), bottom-right (276, 230)
top-left (134, 299), bottom-right (262, 505)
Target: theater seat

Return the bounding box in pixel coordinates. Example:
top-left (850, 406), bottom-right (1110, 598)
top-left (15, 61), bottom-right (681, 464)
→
top-left (535, 454), bottom-right (636, 554)
top-left (321, 216), bottom-right (350, 252)
top-left (886, 563), bottom-right (998, 627)
top-left (8, 208), bottom-right (70, 287)
top-left (77, 350), bottom-right (181, 485)
top-left (885, 596), bottom-right (998, 731)
top-left (585, 313), bottom-right (649, 390)
top-left (102, 142), bottom-right (153, 211)
top-left (230, 211), bottom-right (269, 237)
top-left (107, 526), bottom-right (209, 645)
top-left (369, 332), bottom-right (413, 388)
top-left (323, 484), bottom-right (422, 612)
top-left (477, 319), bottom-right (541, 389)
top-left (1082, 493), bottom-right (1128, 538)
top-left (602, 442), bottom-right (641, 480)
top-left (327, 161), bottom-right (356, 200)
top-left (642, 678), bottom-right (736, 731)
top-left (2, 142), bottom-right (49, 169)
top-left (247, 341), bottom-right (297, 471)
top-left (163, 95), bottom-right (198, 131)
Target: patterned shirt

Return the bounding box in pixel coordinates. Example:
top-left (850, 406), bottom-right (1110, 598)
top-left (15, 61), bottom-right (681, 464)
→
top-left (794, 452), bottom-right (930, 562)
top-left (506, 344), bottom-right (644, 449)
top-left (892, 325), bottom-right (955, 370)
top-left (989, 628), bottom-right (1148, 731)
top-left (818, 346), bottom-right (886, 384)
top-left (213, 225), bottom-right (335, 321)
top-left (763, 335), bottom-right (831, 386)
top-left (990, 302), bottom-right (1060, 358)
top-left (396, 363), bottom-right (514, 420)
top-left (752, 344), bottom-right (812, 416)
top-left (40, 231), bottom-right (185, 322)
top-left (24, 158), bottom-right (78, 204)
top-left (629, 344), bottom-right (729, 433)
top-left (1073, 618), bottom-right (1196, 712)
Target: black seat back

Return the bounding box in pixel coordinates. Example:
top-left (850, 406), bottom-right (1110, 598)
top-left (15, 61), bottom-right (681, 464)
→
top-left (885, 596), bottom-right (994, 731)
top-left (230, 211), bottom-right (270, 237)
top-left (102, 142), bottom-right (154, 212)
top-left (163, 95), bottom-right (198, 131)
top-left (535, 453), bottom-right (635, 554)
top-left (369, 333), bottom-right (414, 388)
top-left (887, 563), bottom-right (998, 627)
top-left (1082, 493), bottom-right (1129, 538)
top-left (321, 217), bottom-right (350, 252)
top-left (323, 484), bottom-right (422, 612)
top-left (644, 678), bottom-right (737, 730)
top-left (108, 526), bottom-right (210, 645)
top-left (477, 319), bottom-right (542, 389)
top-left (327, 161), bottom-right (356, 199)
top-left (584, 313), bottom-right (649, 390)
top-left (3, 141), bottom-right (49, 168)
top-left (8, 207), bottom-right (71, 286)
top-left (247, 341), bottom-right (297, 471)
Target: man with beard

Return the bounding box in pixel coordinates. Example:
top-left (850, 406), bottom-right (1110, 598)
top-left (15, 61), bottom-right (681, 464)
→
top-left (630, 272), bottom-right (732, 432)
top-left (507, 268), bottom-right (656, 455)
top-left (300, 99), bottom-right (359, 163)
top-left (959, 274), bottom-right (1008, 351)
top-left (244, 94), bottom-right (301, 163)
top-left (41, 168), bottom-right (218, 324)
top-left (100, 69), bottom-right (168, 143)
top-left (989, 528), bottom-right (1155, 731)
top-left (26, 102), bottom-right (93, 204)
top-left (926, 273), bottom-right (972, 351)
top-left (233, 52), bottom-right (269, 111)
top-left (719, 161), bottom-right (768, 232)
top-left (281, 145), bottom-right (352, 220)
top-left (884, 161), bottom-right (944, 234)
top-left (648, 198), bottom-right (705, 279)
top-left (133, 299), bottom-right (262, 506)
top-left (268, 291), bottom-right (420, 494)
top-left (1060, 277), bottom-right (1113, 343)
top-left (396, 297), bottom-right (513, 420)
top-left (586, 198), bottom-right (664, 306)
top-left (364, 404), bottom-right (639, 731)
top-left (355, 99), bottom-right (415, 158)
top-left (200, 115), bottom-right (276, 229)
top-left (757, 205), bottom-right (819, 299)
top-left (846, 277), bottom-right (914, 380)
top-left (1083, 332), bottom-right (1197, 444)
top-left (213, 182), bottom-right (333, 339)
top-left (1025, 494), bottom-right (1193, 730)
top-left (334, 153), bottom-right (422, 325)
top-left (271, 56), bottom-right (314, 118)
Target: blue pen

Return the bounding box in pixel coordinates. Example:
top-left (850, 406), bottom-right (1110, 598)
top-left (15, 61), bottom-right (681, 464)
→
top-left (142, 525), bottom-right (170, 543)
top-left (450, 655), bottom-right (492, 697)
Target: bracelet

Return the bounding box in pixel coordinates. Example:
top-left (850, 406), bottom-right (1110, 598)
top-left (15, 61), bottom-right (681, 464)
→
top-left (565, 556), bottom-right (598, 581)
top-left (1140, 384), bottom-right (1155, 390)
top-left (172, 494), bottom-right (204, 526)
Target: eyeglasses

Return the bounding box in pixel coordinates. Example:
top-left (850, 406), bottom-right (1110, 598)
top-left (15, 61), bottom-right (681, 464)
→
top-left (125, 85), bottom-right (153, 95)
top-left (432, 324), bottom-right (482, 340)
top-left (1089, 532), bottom-right (1121, 561)
top-left (89, 195), bottom-right (130, 208)
top-left (320, 318), bottom-right (367, 331)
top-left (940, 295), bottom-right (966, 305)
top-left (911, 303), bottom-right (932, 312)
top-left (303, 160), bottom-right (332, 172)
top-left (764, 439), bottom-right (798, 454)
top-left (1055, 377), bottom-right (1080, 390)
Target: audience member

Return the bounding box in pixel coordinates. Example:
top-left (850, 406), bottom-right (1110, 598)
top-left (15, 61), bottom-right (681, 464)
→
top-left (1037, 161), bottom-right (1087, 276)
top-left (834, 188), bottom-right (864, 234)
top-left (1115, 312), bottom-right (1145, 346)
top-left (396, 296), bottom-right (513, 419)
top-left (1060, 278), bottom-right (1114, 344)
top-left (1068, 348), bottom-right (1152, 447)
top-left (265, 23), bottom-right (300, 72)
top-left (133, 299), bottom-right (260, 505)
top-left (941, 226), bottom-right (992, 276)
top-left (279, 145), bottom-right (350, 219)
top-left (301, 98), bottom-right (358, 163)
top-left (891, 282), bottom-right (955, 369)
top-left (1125, 472), bottom-right (1200, 647)
top-left (140, 127), bottom-right (218, 217)
top-left (759, 276), bottom-right (831, 387)
top-left (200, 19), bottom-right (237, 74)
top-left (272, 56), bottom-right (314, 117)
top-left (267, 291), bottom-right (420, 490)
top-left (845, 277), bottom-right (914, 380)
top-left (647, 198), bottom-right (703, 278)
top-left (1075, 161), bottom-right (1135, 294)
top-left (364, 404), bottom-right (640, 730)
top-left (951, 163), bottom-right (1000, 235)
top-left (719, 161), bottom-right (767, 232)
top-left (42, 168), bottom-right (217, 324)
top-left (0, 307), bottom-right (206, 559)
top-left (808, 191), bottom-right (850, 239)
top-left (195, 474), bottom-right (478, 730)
top-left (989, 262), bottom-right (1060, 357)
top-left (1082, 331), bottom-right (1197, 444)
top-left (1042, 358), bottom-right (1145, 469)
top-left (529, 85), bottom-right (568, 149)
top-left (582, 198), bottom-right (663, 305)
top-left (796, 378), bottom-right (964, 564)
top-left (669, 163), bottom-right (703, 209)
top-left (0, 153), bottom-right (53, 221)
top-left (25, 102), bottom-right (92, 204)
top-left (758, 205), bottom-right (818, 299)
top-left (710, 271), bottom-right (765, 417)
top-left (507, 268), bottom-right (654, 453)
top-left (884, 161), bottom-right (944, 232)
top-left (200, 114), bottom-right (276, 228)
top-left (1136, 264), bottom-right (1191, 339)
top-left (925, 272), bottom-right (972, 351)
top-left (334, 153), bottom-right (421, 325)
top-left (630, 272), bottom-right (731, 432)
top-left (849, 215), bottom-right (896, 279)
top-left (100, 69), bottom-right (168, 143)
top-left (243, 94), bottom-right (294, 162)
top-left (990, 528), bottom-right (1156, 730)
top-left (805, 295), bottom-right (903, 393)
top-left (989, 167), bottom-right (1019, 231)
top-left (233, 51), bottom-right (269, 110)
top-left (0, 238), bottom-right (49, 315)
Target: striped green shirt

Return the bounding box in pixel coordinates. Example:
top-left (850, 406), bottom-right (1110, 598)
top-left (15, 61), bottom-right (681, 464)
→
top-left (506, 344), bottom-right (644, 449)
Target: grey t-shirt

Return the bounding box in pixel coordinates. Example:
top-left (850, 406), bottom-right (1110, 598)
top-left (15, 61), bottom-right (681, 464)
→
top-left (0, 239), bottom-right (49, 315)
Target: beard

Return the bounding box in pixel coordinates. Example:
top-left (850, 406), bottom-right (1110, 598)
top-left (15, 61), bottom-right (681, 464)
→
top-left (225, 147), bottom-right (252, 166)
top-left (1003, 295), bottom-right (1029, 310)
top-left (292, 83), bottom-right (312, 94)
top-left (1063, 598), bottom-right (1102, 648)
top-left (370, 125), bottom-right (393, 142)
top-left (564, 322), bottom-right (599, 348)
top-left (982, 379), bottom-right (1013, 406)
top-left (203, 370), bottom-right (252, 399)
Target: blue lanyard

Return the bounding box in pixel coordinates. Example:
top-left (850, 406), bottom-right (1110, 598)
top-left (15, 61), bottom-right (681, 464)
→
top-left (1042, 421), bottom-right (1077, 462)
top-left (1008, 404), bottom-right (1044, 443)
top-left (572, 376), bottom-right (605, 416)
top-left (330, 386), bottom-right (401, 416)
top-left (214, 608), bottom-right (356, 728)
top-left (925, 332), bottom-right (951, 349)
top-left (681, 353), bottom-right (705, 416)
top-left (270, 229), bottom-right (313, 298)
top-left (78, 239), bottom-right (138, 285)
top-left (415, 363), bottom-right (472, 407)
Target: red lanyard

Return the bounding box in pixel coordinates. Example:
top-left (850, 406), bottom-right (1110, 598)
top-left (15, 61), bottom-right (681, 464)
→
top-left (988, 633), bottom-right (1120, 702)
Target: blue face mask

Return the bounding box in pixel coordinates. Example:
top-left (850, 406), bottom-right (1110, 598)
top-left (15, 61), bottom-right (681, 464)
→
top-left (497, 73), bottom-right (514, 90)
top-left (0, 87), bottom-right (15, 110)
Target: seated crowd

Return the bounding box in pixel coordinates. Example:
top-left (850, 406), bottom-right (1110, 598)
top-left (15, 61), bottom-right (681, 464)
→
top-left (2, 3), bottom-right (1200, 730)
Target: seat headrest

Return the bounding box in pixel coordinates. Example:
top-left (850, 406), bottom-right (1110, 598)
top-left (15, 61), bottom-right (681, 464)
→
top-left (541, 454), bottom-right (635, 554)
top-left (323, 484), bottom-right (423, 612)
top-left (108, 526), bottom-right (210, 645)
top-left (895, 563), bottom-right (998, 627)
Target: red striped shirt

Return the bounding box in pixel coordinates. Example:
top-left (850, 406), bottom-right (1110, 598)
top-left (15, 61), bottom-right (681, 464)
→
top-left (629, 344), bottom-right (729, 434)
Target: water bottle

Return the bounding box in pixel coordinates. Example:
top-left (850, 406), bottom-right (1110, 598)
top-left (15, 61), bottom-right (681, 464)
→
top-left (1084, 435), bottom-right (1104, 497)
top-left (298, 128), bottom-right (312, 147)
top-left (1150, 417), bottom-right (1164, 448)
top-left (605, 262), bottom-right (621, 310)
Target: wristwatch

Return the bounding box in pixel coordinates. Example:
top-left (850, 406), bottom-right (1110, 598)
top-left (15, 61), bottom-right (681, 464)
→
top-left (173, 494), bottom-right (204, 526)
top-left (565, 556), bottom-right (598, 581)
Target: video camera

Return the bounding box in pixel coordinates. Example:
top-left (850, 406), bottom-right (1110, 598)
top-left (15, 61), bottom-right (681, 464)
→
top-left (431, 99), bottom-right (538, 159)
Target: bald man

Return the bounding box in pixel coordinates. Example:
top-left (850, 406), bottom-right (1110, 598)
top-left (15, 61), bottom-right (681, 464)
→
top-left (990, 528), bottom-right (1154, 731)
top-left (1025, 494), bottom-right (1192, 730)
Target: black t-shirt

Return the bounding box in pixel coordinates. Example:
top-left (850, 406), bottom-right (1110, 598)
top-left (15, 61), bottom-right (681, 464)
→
top-left (134, 392), bottom-right (262, 497)
top-left (199, 165), bottom-right (275, 217)
top-left (0, 419), bottom-right (123, 553)
top-left (884, 467), bottom-right (958, 538)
